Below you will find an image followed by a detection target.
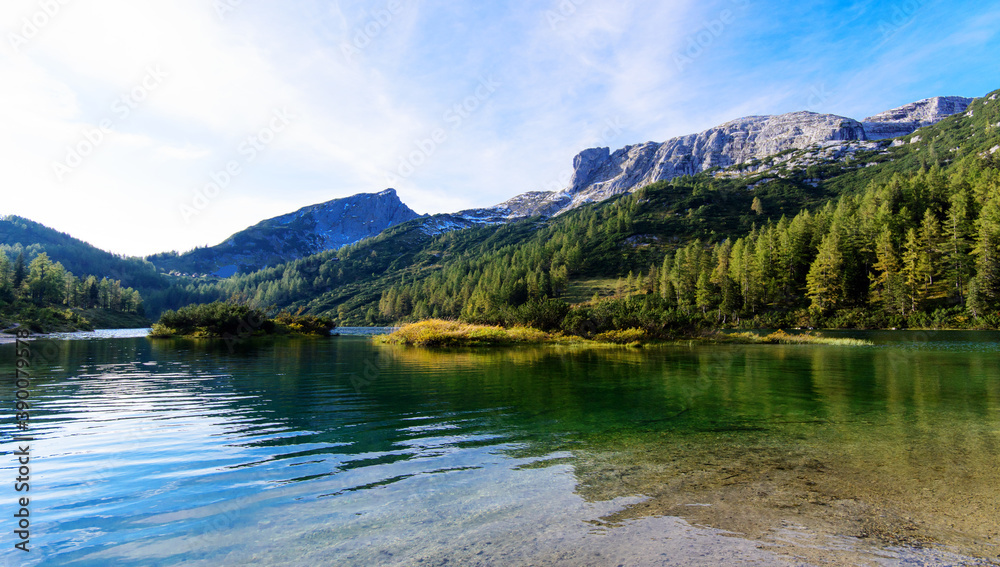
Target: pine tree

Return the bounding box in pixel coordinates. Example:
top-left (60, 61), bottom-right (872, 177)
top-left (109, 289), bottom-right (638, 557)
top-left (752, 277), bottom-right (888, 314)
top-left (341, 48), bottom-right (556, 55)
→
top-left (695, 270), bottom-right (714, 315)
top-left (711, 239), bottom-right (739, 321)
top-left (12, 251), bottom-right (26, 292)
top-left (753, 226), bottom-right (778, 305)
top-left (779, 211), bottom-right (812, 296)
top-left (740, 235), bottom-right (759, 312)
top-left (806, 231), bottom-right (844, 314)
top-left (659, 252), bottom-right (673, 301)
top-left (0, 253), bottom-right (12, 304)
top-left (917, 208), bottom-right (944, 301)
top-left (902, 228), bottom-right (923, 313)
top-left (870, 229), bottom-right (904, 314)
top-left (971, 193), bottom-right (1000, 311)
top-left (943, 188), bottom-right (973, 304)
top-left (968, 276), bottom-right (984, 318)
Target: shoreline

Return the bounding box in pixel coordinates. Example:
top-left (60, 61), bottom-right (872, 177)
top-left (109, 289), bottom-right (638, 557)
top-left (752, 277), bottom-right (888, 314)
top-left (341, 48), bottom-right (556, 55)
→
top-left (0, 327), bottom-right (152, 344)
top-left (374, 320), bottom-right (879, 348)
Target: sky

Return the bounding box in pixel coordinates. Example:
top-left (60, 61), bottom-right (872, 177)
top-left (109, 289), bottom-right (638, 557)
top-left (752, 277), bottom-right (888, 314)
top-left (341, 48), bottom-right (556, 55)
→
top-left (1, 0), bottom-right (999, 257)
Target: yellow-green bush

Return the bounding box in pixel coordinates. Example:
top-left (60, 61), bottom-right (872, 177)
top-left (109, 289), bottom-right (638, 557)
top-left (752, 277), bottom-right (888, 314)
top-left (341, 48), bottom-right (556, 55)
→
top-left (592, 328), bottom-right (647, 344)
top-left (375, 319), bottom-right (552, 347)
top-left (727, 329), bottom-right (871, 346)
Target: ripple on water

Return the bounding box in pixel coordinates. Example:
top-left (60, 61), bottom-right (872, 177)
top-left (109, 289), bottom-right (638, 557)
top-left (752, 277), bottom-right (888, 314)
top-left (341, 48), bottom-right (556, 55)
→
top-left (0, 334), bottom-right (998, 566)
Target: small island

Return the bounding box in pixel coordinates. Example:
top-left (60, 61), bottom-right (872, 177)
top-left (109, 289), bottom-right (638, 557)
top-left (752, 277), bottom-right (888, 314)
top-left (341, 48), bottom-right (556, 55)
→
top-left (149, 301), bottom-right (335, 338)
top-left (375, 319), bottom-right (871, 348)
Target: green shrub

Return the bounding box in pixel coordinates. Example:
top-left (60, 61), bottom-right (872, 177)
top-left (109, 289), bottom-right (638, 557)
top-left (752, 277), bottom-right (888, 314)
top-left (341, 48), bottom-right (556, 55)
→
top-left (593, 328), bottom-right (647, 344)
top-left (148, 301), bottom-right (336, 338)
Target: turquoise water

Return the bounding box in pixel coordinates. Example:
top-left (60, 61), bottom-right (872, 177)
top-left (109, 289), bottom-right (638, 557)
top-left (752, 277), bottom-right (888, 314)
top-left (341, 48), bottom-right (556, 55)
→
top-left (2, 332), bottom-right (999, 565)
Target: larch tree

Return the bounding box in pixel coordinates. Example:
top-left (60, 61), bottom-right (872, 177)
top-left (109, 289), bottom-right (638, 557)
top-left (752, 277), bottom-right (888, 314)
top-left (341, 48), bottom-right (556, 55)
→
top-left (806, 231), bottom-right (844, 314)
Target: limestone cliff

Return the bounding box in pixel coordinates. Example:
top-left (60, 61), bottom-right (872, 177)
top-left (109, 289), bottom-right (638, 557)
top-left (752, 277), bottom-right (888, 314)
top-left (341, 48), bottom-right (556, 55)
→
top-left (862, 96), bottom-right (973, 140)
top-left (480, 96), bottom-right (973, 219)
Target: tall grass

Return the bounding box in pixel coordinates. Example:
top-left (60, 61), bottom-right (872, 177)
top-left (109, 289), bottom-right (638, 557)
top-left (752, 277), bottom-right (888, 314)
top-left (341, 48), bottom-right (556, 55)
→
top-left (374, 319), bottom-right (553, 347)
top-left (726, 329), bottom-right (872, 346)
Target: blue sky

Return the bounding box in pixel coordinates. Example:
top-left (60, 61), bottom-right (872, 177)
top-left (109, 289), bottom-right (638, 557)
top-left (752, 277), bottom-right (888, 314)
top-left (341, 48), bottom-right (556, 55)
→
top-left (1, 0), bottom-right (999, 256)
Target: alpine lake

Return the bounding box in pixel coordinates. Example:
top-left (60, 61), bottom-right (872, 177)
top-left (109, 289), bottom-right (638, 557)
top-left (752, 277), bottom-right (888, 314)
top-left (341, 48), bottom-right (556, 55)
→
top-left (2, 329), bottom-right (999, 566)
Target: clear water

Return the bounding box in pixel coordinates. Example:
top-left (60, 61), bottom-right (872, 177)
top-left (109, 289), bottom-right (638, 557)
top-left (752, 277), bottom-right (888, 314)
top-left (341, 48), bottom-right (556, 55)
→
top-left (2, 332), bottom-right (999, 566)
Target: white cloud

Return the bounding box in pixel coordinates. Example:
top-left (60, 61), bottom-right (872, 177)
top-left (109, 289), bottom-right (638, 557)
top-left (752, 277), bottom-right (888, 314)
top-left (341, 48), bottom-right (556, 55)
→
top-left (1, 0), bottom-right (997, 258)
top-left (154, 144), bottom-right (213, 162)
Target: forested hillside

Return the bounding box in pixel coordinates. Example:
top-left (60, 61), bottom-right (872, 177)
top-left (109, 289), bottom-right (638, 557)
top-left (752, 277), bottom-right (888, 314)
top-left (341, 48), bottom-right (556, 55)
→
top-left (82, 89), bottom-right (1000, 334)
top-left (0, 216), bottom-right (164, 291)
top-left (0, 250), bottom-right (147, 331)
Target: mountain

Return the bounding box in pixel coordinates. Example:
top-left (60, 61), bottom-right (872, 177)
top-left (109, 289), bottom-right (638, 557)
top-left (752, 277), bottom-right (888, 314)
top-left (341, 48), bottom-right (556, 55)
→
top-left (464, 96), bottom-right (974, 220)
top-left (145, 94), bottom-right (976, 277)
top-left (167, 88), bottom-right (1000, 327)
top-left (5, 89), bottom-right (993, 324)
top-left (861, 96), bottom-right (974, 139)
top-left (147, 189), bottom-right (421, 277)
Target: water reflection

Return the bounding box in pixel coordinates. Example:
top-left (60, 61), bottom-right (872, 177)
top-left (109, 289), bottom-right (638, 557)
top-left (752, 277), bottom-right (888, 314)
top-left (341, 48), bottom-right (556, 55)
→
top-left (0, 336), bottom-right (997, 565)
top-left (367, 340), bottom-right (1000, 562)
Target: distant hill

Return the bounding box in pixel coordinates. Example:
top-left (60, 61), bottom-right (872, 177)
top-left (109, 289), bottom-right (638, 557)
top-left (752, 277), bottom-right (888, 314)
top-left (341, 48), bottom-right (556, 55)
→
top-left (146, 189), bottom-right (421, 276)
top-left (0, 215), bottom-right (164, 291)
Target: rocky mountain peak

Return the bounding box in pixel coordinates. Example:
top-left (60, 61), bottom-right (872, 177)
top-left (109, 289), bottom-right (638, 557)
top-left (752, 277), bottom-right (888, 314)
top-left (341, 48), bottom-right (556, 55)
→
top-left (863, 96), bottom-right (973, 125)
top-left (150, 93), bottom-right (979, 276)
top-left (862, 96), bottom-right (973, 140)
top-left (152, 188), bottom-right (421, 276)
top-left (484, 96), bottom-right (972, 219)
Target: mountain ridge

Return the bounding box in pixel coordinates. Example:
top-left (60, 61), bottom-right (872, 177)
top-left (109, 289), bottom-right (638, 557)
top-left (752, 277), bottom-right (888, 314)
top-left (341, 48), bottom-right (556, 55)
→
top-left (142, 93), bottom-right (976, 276)
top-left (464, 95), bottom-right (974, 220)
top-left (147, 188), bottom-right (420, 276)
top-left (228, 87), bottom-right (999, 326)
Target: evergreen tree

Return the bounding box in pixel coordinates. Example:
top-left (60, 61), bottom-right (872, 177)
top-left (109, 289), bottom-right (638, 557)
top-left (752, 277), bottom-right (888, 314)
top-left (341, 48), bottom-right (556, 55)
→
top-left (0, 253), bottom-right (12, 304)
top-left (806, 231), bottom-right (844, 313)
top-left (917, 208), bottom-right (944, 301)
top-left (971, 193), bottom-right (1000, 311)
top-left (26, 253), bottom-right (66, 306)
top-left (695, 270), bottom-right (714, 314)
top-left (902, 228), bottom-right (923, 313)
top-left (944, 188), bottom-right (973, 304)
top-left (870, 229), bottom-right (905, 315)
top-left (12, 251), bottom-right (26, 292)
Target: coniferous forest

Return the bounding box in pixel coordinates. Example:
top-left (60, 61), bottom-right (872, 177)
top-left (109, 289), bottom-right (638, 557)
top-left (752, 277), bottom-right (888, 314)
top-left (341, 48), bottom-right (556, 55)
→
top-left (5, 90), bottom-right (1000, 336)
top-left (149, 90), bottom-right (1000, 336)
top-left (0, 249), bottom-right (146, 331)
